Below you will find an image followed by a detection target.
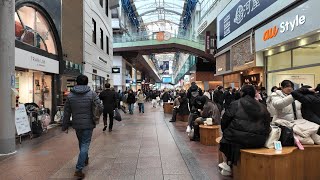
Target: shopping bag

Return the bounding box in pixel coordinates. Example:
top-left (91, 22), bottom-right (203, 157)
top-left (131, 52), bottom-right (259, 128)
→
top-left (114, 108), bottom-right (122, 121)
top-left (265, 125), bottom-right (281, 148)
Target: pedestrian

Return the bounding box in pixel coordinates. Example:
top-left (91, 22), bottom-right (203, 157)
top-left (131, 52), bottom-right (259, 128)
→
top-left (99, 83), bottom-right (117, 132)
top-left (136, 89), bottom-right (146, 113)
top-left (127, 89), bottom-right (136, 114)
top-left (62, 75), bottom-right (103, 179)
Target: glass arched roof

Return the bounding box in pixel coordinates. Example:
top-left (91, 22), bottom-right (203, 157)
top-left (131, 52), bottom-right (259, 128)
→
top-left (133, 0), bottom-right (186, 33)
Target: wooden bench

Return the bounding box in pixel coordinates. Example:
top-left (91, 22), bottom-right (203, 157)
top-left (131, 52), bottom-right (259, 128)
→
top-left (233, 145), bottom-right (320, 180)
top-left (163, 102), bottom-right (173, 114)
top-left (199, 125), bottom-right (220, 146)
top-left (176, 114), bottom-right (189, 122)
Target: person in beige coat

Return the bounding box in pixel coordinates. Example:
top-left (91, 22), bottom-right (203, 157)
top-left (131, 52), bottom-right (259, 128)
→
top-left (136, 90), bottom-right (146, 113)
top-left (271, 80), bottom-right (320, 144)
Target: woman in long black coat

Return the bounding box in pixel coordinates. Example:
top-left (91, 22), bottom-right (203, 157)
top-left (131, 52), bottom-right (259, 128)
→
top-left (178, 92), bottom-right (190, 115)
top-left (219, 85), bottom-right (270, 175)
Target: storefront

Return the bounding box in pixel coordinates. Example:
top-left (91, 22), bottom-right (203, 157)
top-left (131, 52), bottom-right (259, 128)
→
top-left (255, 0), bottom-right (320, 93)
top-left (15, 1), bottom-right (62, 116)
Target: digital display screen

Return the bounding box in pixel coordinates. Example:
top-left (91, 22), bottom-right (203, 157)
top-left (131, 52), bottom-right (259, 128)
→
top-left (162, 77), bottom-right (172, 84)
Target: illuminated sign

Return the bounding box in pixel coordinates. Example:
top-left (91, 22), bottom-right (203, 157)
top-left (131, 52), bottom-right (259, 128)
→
top-left (263, 15), bottom-right (306, 41)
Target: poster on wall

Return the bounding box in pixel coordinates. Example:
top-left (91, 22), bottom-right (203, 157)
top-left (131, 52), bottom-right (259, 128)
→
top-left (15, 104), bottom-right (31, 135)
top-left (275, 74), bottom-right (315, 90)
top-left (159, 61), bottom-right (170, 75)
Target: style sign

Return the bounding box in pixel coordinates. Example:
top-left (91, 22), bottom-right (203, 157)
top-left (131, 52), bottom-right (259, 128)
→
top-left (263, 15), bottom-right (306, 41)
top-left (255, 0), bottom-right (320, 51)
top-left (15, 104), bottom-right (31, 135)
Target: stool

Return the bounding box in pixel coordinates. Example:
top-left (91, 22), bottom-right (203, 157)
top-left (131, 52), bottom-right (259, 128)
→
top-left (163, 102), bottom-right (173, 114)
top-left (176, 114), bottom-right (189, 122)
top-left (199, 125), bottom-right (220, 146)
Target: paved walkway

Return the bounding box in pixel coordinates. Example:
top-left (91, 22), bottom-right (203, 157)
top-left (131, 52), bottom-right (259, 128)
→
top-left (0, 103), bottom-right (229, 180)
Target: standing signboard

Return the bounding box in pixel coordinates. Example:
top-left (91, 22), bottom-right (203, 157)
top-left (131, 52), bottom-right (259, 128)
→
top-left (15, 104), bottom-right (31, 135)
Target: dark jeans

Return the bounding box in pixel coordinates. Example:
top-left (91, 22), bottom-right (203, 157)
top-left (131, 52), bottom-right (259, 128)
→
top-left (103, 110), bottom-right (114, 130)
top-left (138, 103), bottom-right (144, 113)
top-left (75, 129), bottom-right (93, 171)
top-left (171, 108), bottom-right (179, 121)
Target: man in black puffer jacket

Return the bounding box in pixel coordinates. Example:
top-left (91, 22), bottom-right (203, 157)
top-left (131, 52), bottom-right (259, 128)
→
top-left (62, 75), bottom-right (103, 178)
top-left (220, 85), bottom-right (270, 167)
top-left (291, 84), bottom-right (320, 125)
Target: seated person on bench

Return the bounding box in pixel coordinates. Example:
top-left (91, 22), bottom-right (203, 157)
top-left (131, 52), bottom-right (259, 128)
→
top-left (192, 96), bottom-right (221, 141)
top-left (219, 85), bottom-right (271, 176)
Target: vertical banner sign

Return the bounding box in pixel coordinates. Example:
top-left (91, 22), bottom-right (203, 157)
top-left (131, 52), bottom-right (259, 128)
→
top-left (205, 31), bottom-right (210, 54)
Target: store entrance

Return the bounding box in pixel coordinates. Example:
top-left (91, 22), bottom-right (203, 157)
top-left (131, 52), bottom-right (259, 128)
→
top-left (16, 70), bottom-right (53, 114)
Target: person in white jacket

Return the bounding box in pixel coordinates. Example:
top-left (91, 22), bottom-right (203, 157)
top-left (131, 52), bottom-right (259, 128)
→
top-left (271, 80), bottom-right (320, 145)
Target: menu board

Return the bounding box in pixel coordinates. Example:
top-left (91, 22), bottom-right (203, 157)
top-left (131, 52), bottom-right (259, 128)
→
top-left (15, 104), bottom-right (31, 135)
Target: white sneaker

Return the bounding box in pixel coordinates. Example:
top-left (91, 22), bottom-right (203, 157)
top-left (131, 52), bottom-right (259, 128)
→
top-left (220, 169), bottom-right (232, 176)
top-left (186, 126), bottom-right (191, 133)
top-left (218, 162), bottom-right (231, 172)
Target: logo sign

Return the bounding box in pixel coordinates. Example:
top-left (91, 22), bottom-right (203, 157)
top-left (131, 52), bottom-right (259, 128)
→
top-left (112, 67), bottom-right (120, 73)
top-left (156, 32), bottom-right (164, 41)
top-left (255, 0), bottom-right (319, 51)
top-left (219, 0), bottom-right (277, 41)
top-left (263, 15), bottom-right (306, 41)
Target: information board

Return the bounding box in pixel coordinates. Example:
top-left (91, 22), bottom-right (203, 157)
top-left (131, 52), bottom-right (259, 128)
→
top-left (15, 104), bottom-right (31, 135)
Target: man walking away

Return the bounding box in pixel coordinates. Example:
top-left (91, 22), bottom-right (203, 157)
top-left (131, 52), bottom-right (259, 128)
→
top-left (62, 75), bottom-right (102, 179)
top-left (99, 83), bottom-right (117, 132)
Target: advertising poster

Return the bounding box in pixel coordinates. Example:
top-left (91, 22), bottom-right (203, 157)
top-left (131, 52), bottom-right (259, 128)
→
top-left (159, 61), bottom-right (170, 75)
top-left (275, 74), bottom-right (315, 89)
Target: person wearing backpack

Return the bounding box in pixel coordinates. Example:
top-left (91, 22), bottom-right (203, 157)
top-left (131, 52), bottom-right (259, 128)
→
top-left (186, 82), bottom-right (203, 132)
top-left (62, 75), bottom-right (103, 179)
top-left (99, 83), bottom-right (117, 132)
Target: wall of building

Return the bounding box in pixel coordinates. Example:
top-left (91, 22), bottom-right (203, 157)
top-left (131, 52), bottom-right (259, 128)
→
top-left (83, 0), bottom-right (113, 87)
top-left (112, 56), bottom-right (126, 91)
top-left (62, 0), bottom-right (83, 65)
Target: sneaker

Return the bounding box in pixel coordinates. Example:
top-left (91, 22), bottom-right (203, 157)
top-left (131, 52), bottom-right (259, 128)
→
top-left (220, 169), bottom-right (232, 176)
top-left (186, 126), bottom-right (191, 133)
top-left (103, 126), bottom-right (107, 132)
top-left (218, 162), bottom-right (231, 172)
top-left (74, 171), bottom-right (85, 178)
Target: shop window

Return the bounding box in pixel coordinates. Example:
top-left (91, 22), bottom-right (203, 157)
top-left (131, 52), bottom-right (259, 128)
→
top-left (106, 35), bottom-right (109, 54)
top-left (100, 28), bottom-right (104, 50)
top-left (106, 0), bottom-right (109, 16)
top-left (100, 0), bottom-right (103, 7)
top-left (92, 74), bottom-right (105, 92)
top-left (293, 43), bottom-right (320, 67)
top-left (92, 19), bottom-right (96, 44)
top-left (15, 6), bottom-right (57, 54)
top-left (267, 51), bottom-right (291, 71)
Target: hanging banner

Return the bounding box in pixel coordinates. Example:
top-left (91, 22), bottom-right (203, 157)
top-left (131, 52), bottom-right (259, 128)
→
top-left (205, 31), bottom-right (210, 54)
top-left (15, 104), bottom-right (31, 135)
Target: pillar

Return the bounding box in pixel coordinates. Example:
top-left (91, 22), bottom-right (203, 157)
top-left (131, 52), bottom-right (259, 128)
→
top-left (0, 0), bottom-right (16, 154)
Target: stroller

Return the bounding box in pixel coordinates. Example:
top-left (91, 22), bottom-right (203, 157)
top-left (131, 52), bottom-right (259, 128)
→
top-left (25, 103), bottom-right (51, 137)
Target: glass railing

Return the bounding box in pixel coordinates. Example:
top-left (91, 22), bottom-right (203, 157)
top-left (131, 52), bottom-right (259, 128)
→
top-left (113, 31), bottom-right (205, 46)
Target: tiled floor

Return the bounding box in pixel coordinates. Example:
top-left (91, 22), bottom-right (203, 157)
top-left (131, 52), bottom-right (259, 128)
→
top-left (0, 103), bottom-right (231, 180)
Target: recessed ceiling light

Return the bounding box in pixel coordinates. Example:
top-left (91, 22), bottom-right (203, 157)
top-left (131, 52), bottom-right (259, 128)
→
top-left (317, 30), bottom-right (320, 33)
top-left (265, 49), bottom-right (269, 51)
top-left (297, 37), bottom-right (301, 40)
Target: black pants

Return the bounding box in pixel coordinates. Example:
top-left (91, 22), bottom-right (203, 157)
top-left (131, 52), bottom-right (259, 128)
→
top-left (171, 108), bottom-right (179, 121)
top-left (103, 110), bottom-right (114, 130)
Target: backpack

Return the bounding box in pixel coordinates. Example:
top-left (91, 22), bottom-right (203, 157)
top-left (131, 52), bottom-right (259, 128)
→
top-left (92, 92), bottom-right (103, 124)
top-left (190, 89), bottom-right (200, 106)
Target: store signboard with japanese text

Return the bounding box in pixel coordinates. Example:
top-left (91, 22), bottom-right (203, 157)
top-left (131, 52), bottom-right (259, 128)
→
top-left (217, 0), bottom-right (295, 48)
top-left (15, 104), bottom-right (31, 135)
top-left (15, 48), bottom-right (59, 74)
top-left (255, 0), bottom-right (320, 51)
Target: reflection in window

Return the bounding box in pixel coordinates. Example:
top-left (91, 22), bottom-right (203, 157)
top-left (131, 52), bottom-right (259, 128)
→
top-left (15, 6), bottom-right (57, 54)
